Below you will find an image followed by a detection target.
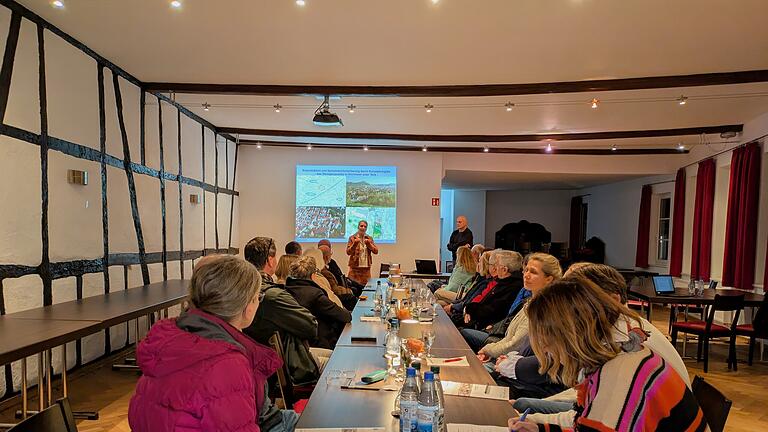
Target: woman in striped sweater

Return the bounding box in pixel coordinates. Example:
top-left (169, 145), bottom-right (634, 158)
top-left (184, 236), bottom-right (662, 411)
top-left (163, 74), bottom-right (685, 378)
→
top-left (508, 278), bottom-right (706, 432)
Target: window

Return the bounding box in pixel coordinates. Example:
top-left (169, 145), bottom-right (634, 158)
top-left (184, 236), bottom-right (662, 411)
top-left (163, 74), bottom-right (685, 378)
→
top-left (657, 197), bottom-right (671, 261)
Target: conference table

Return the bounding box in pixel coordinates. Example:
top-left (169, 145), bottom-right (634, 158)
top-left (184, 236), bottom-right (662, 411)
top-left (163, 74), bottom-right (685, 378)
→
top-left (628, 282), bottom-right (764, 321)
top-left (0, 280), bottom-right (189, 420)
top-left (296, 278), bottom-right (517, 432)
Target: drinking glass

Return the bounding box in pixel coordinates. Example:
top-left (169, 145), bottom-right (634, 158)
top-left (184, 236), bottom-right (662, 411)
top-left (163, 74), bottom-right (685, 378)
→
top-left (422, 329), bottom-right (436, 358)
top-left (687, 279), bottom-right (696, 296)
top-left (696, 280), bottom-right (705, 297)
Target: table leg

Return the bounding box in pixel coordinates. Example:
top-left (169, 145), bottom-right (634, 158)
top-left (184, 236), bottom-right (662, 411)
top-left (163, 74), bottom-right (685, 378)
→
top-left (61, 345), bottom-right (67, 398)
top-left (37, 353), bottom-right (44, 412)
top-left (21, 358), bottom-right (27, 420)
top-left (46, 349), bottom-right (52, 407)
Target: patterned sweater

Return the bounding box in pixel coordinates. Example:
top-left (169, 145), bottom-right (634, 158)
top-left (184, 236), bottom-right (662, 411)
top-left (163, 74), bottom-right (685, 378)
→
top-left (537, 347), bottom-right (706, 432)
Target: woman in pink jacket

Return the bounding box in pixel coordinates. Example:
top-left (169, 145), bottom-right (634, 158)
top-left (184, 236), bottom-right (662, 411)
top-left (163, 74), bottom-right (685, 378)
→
top-left (129, 255), bottom-right (298, 432)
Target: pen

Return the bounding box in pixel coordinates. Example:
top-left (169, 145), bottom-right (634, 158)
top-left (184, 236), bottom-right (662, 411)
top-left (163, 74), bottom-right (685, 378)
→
top-left (519, 408), bottom-right (531, 422)
top-left (444, 357), bottom-right (464, 363)
top-left (483, 384), bottom-right (489, 394)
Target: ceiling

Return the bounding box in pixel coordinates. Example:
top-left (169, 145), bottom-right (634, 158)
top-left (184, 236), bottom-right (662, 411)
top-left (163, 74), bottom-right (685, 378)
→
top-left (17, 0), bottom-right (768, 152)
top-left (442, 170), bottom-right (646, 190)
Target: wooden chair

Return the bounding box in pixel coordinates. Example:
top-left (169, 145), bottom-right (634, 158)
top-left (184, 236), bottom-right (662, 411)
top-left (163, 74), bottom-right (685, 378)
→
top-left (267, 332), bottom-right (316, 409)
top-left (8, 398), bottom-right (77, 432)
top-left (691, 375), bottom-right (732, 432)
top-left (378, 263), bottom-right (391, 278)
top-left (671, 294), bottom-right (744, 373)
top-left (735, 295), bottom-right (768, 366)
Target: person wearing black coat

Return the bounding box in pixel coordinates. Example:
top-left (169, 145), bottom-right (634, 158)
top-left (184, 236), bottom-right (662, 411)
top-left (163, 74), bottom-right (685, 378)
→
top-left (462, 250), bottom-right (524, 330)
top-left (285, 255), bottom-right (352, 349)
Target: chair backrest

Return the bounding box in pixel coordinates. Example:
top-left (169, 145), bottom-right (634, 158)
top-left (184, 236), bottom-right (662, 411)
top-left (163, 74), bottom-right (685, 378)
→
top-left (706, 294), bottom-right (744, 332)
top-left (267, 332), bottom-right (295, 409)
top-left (378, 263), bottom-right (391, 278)
top-left (752, 296), bottom-right (768, 339)
top-left (9, 398), bottom-right (77, 432)
top-left (691, 375), bottom-right (732, 432)
top-left (708, 280), bottom-right (718, 290)
top-left (445, 261), bottom-right (454, 273)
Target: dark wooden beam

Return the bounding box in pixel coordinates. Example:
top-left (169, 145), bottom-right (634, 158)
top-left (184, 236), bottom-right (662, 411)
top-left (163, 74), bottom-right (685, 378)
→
top-left (144, 70), bottom-right (768, 98)
top-left (238, 139), bottom-right (690, 156)
top-left (221, 124), bottom-right (742, 143)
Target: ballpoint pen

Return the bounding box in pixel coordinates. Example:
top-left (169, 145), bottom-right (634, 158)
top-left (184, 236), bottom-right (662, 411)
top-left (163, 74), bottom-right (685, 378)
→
top-left (519, 408), bottom-right (531, 422)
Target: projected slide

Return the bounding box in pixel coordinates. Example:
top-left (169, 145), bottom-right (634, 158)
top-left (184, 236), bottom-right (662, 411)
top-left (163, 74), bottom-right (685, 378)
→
top-left (296, 165), bottom-right (397, 243)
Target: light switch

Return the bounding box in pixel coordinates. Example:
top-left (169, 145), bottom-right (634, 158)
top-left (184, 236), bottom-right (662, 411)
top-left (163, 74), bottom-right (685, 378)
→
top-left (67, 170), bottom-right (88, 185)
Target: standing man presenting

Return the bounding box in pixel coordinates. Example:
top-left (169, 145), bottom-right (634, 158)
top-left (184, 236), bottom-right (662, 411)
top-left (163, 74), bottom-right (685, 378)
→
top-left (447, 215), bottom-right (473, 262)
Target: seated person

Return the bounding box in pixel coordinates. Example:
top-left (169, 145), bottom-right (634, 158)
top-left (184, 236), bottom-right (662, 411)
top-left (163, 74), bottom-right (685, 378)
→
top-left (470, 244), bottom-right (486, 264)
top-left (285, 241), bottom-right (302, 256)
top-left (435, 245), bottom-right (477, 306)
top-left (318, 239), bottom-right (364, 296)
top-left (129, 255), bottom-right (298, 432)
top-left (445, 249), bottom-right (497, 323)
top-left (242, 237), bottom-right (329, 382)
top-left (504, 263), bottom-right (690, 428)
top-left (274, 254), bottom-right (299, 285)
top-left (462, 250), bottom-right (524, 330)
top-left (508, 278), bottom-right (705, 432)
top-left (305, 248), bottom-right (356, 311)
top-left (463, 253), bottom-right (562, 354)
top-left (285, 255), bottom-right (352, 349)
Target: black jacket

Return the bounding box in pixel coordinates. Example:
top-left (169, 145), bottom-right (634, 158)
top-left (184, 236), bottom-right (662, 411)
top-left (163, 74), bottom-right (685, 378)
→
top-left (285, 277), bottom-right (352, 349)
top-left (463, 271), bottom-right (524, 329)
top-left (243, 275), bottom-right (320, 385)
top-left (447, 229), bottom-right (473, 261)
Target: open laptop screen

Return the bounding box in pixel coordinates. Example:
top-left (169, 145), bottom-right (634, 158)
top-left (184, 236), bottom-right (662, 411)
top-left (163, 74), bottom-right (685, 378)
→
top-left (652, 275), bottom-right (676, 294)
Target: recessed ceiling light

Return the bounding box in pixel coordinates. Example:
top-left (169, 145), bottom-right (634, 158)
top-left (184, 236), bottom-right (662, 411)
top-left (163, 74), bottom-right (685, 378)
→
top-left (422, 145), bottom-right (428, 152)
top-left (273, 104), bottom-right (282, 113)
top-left (307, 144), bottom-right (312, 151)
top-left (425, 104), bottom-right (434, 113)
top-left (202, 102), bottom-right (211, 111)
top-left (348, 104), bottom-right (356, 113)
top-left (677, 95), bottom-right (688, 105)
top-left (170, 1), bottom-right (182, 9)
top-left (611, 144), bottom-right (617, 151)
top-left (505, 102), bottom-right (514, 112)
top-left (51, 0), bottom-right (64, 9)
top-left (296, 0), bottom-right (306, 5)
top-left (363, 145), bottom-right (369, 151)
top-left (431, 0), bottom-right (440, 4)
top-left (545, 143), bottom-right (553, 153)
top-left (590, 98), bottom-right (599, 109)
top-left (256, 142), bottom-right (263, 149)
top-left (677, 143), bottom-right (685, 151)
top-left (483, 147), bottom-right (490, 153)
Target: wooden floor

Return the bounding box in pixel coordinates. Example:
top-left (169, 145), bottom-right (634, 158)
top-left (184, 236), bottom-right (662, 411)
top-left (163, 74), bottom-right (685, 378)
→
top-left (0, 305), bottom-right (765, 432)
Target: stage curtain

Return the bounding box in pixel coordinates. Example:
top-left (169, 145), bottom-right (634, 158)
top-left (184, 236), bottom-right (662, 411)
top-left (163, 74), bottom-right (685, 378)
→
top-left (669, 168), bottom-right (686, 277)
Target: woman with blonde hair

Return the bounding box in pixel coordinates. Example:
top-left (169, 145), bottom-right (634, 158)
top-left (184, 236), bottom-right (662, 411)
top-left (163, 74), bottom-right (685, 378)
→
top-left (508, 278), bottom-right (705, 432)
top-left (275, 254), bottom-right (299, 285)
top-left (129, 255), bottom-right (298, 432)
top-left (303, 248), bottom-right (347, 309)
top-left (435, 245), bottom-right (477, 306)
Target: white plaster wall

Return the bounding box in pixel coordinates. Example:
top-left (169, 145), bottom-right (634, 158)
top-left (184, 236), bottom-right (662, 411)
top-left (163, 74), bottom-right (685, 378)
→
top-left (485, 190), bottom-right (572, 247)
top-left (161, 102), bottom-right (179, 175)
top-left (237, 147), bottom-right (443, 274)
top-left (0, 137), bottom-right (41, 266)
top-left (4, 19), bottom-right (39, 134)
top-left (453, 190), bottom-right (487, 249)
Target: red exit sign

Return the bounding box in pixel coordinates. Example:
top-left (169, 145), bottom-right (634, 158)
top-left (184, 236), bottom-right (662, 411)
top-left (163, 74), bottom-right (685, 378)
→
top-left (431, 197), bottom-right (440, 206)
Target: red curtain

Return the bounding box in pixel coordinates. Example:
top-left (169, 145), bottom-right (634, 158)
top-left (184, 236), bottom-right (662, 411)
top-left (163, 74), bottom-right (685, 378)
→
top-left (722, 142), bottom-right (762, 290)
top-left (690, 159), bottom-right (716, 281)
top-left (669, 168), bottom-right (686, 277)
top-left (569, 196), bottom-right (584, 256)
top-left (635, 185), bottom-right (652, 268)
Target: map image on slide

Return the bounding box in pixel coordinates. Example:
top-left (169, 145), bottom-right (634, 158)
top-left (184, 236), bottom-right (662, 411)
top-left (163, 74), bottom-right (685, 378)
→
top-left (346, 175), bottom-right (396, 207)
top-left (345, 207), bottom-right (396, 241)
top-left (296, 207), bottom-right (345, 239)
top-left (296, 175), bottom-right (347, 207)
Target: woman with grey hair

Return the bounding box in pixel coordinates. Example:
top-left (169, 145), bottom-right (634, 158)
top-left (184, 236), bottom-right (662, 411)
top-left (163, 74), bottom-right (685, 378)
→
top-left (285, 255), bottom-right (352, 349)
top-left (462, 250), bottom-right (525, 330)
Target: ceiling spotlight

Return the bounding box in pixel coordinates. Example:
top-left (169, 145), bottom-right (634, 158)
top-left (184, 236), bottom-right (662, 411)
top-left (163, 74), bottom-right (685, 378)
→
top-left (51, 0), bottom-right (64, 9)
top-left (202, 102), bottom-right (211, 112)
top-left (347, 104), bottom-right (356, 113)
top-left (422, 145), bottom-right (428, 152)
top-left (307, 144), bottom-right (312, 151)
top-left (431, 0), bottom-right (440, 4)
top-left (425, 104), bottom-right (434, 113)
top-left (677, 143), bottom-right (685, 151)
top-left (677, 95), bottom-right (688, 105)
top-left (505, 102), bottom-right (515, 112)
top-left (483, 147), bottom-right (490, 153)
top-left (590, 98), bottom-right (599, 109)
top-left (273, 104), bottom-right (282, 113)
top-left (170, 0), bottom-right (182, 9)
top-left (256, 142), bottom-right (263, 149)
top-left (611, 144), bottom-right (617, 151)
top-left (296, 0), bottom-right (306, 5)
top-left (363, 145), bottom-right (369, 151)
top-left (545, 143), bottom-right (553, 153)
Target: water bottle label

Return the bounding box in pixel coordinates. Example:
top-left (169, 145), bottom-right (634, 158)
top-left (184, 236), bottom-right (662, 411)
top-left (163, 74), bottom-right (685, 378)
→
top-left (417, 405), bottom-right (439, 432)
top-left (400, 401), bottom-right (418, 432)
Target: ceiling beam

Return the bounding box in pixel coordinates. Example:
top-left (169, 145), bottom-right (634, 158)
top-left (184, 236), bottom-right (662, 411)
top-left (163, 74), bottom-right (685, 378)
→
top-left (220, 124), bottom-right (742, 143)
top-left (238, 140), bottom-right (689, 155)
top-left (144, 70), bottom-right (768, 98)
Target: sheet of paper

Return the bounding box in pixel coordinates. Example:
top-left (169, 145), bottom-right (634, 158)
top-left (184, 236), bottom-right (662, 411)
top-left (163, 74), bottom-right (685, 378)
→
top-left (441, 381), bottom-right (509, 401)
top-left (360, 315), bottom-right (381, 322)
top-left (426, 356), bottom-right (470, 367)
top-left (447, 424), bottom-right (509, 432)
top-left (297, 428), bottom-right (386, 432)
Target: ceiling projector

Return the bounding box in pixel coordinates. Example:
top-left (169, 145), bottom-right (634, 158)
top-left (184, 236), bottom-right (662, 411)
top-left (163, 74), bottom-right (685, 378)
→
top-left (313, 95), bottom-right (343, 127)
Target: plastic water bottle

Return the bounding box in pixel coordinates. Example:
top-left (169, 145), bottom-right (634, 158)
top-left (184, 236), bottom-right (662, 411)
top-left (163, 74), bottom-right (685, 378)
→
top-left (399, 367), bottom-right (420, 432)
top-left (412, 361), bottom-right (422, 392)
top-left (430, 366), bottom-right (445, 432)
top-left (417, 371), bottom-right (439, 432)
top-left (386, 319), bottom-right (402, 375)
top-left (385, 300), bottom-right (398, 326)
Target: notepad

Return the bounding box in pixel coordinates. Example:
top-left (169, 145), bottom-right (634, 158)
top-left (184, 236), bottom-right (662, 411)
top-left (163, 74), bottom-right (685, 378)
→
top-left (426, 356), bottom-right (470, 367)
top-left (440, 381), bottom-right (509, 401)
top-left (447, 424), bottom-right (509, 432)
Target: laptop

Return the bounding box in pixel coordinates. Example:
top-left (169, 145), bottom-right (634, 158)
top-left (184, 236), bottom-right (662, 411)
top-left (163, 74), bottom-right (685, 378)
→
top-left (652, 275), bottom-right (687, 296)
top-left (415, 259), bottom-right (438, 275)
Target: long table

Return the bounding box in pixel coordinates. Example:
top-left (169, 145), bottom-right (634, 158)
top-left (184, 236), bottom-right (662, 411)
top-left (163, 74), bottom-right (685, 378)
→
top-left (629, 283), bottom-right (764, 320)
top-left (296, 278), bottom-right (516, 431)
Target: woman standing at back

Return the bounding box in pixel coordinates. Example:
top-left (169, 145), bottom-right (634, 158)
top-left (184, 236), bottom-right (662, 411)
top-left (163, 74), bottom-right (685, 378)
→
top-left (129, 255), bottom-right (297, 432)
top-left (346, 220), bottom-right (378, 285)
